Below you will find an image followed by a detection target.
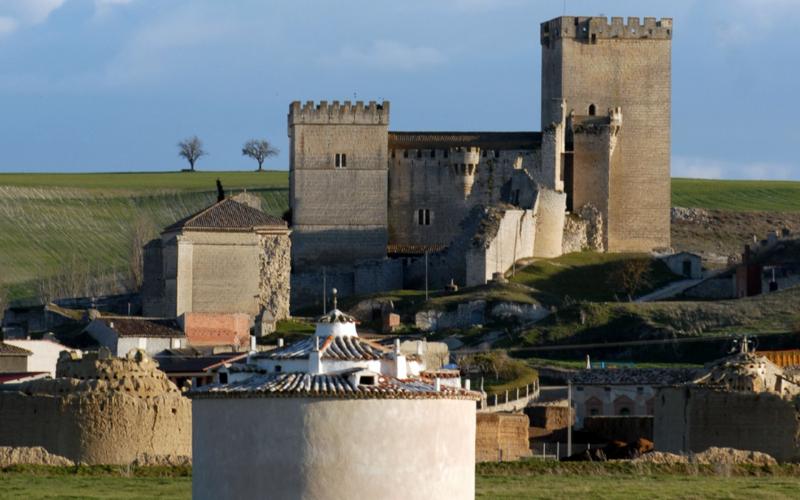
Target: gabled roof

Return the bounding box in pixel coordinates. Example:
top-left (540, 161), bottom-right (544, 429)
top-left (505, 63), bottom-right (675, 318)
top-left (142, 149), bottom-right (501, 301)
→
top-left (0, 343), bottom-right (32, 356)
top-left (256, 335), bottom-right (389, 361)
top-left (571, 368), bottom-right (705, 386)
top-left (154, 352), bottom-right (247, 374)
top-left (164, 198), bottom-right (287, 233)
top-left (190, 371), bottom-right (481, 401)
top-left (94, 317), bottom-right (184, 338)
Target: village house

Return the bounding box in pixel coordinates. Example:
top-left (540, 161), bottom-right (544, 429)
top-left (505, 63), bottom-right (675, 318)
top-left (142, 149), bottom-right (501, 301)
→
top-left (84, 317), bottom-right (185, 357)
top-left (153, 346), bottom-right (247, 390)
top-left (4, 338), bottom-right (75, 377)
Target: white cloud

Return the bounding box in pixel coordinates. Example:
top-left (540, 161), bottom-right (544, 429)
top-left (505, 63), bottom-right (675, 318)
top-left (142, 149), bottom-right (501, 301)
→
top-left (322, 40), bottom-right (445, 71)
top-left (673, 156), bottom-right (796, 180)
top-left (0, 16), bottom-right (18, 36)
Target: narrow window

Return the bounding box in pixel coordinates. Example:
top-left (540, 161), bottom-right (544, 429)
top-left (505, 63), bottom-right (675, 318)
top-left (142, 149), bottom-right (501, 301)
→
top-left (275, 365), bottom-right (282, 373)
top-left (335, 153), bottom-right (341, 168)
top-left (403, 150), bottom-right (409, 158)
top-left (416, 150), bottom-right (422, 159)
top-left (494, 149), bottom-right (500, 158)
top-left (430, 150), bottom-right (436, 159)
top-left (219, 373), bottom-right (228, 384)
top-left (443, 150), bottom-right (448, 158)
top-left (425, 209), bottom-right (431, 225)
top-left (482, 150), bottom-right (487, 158)
top-left (588, 104), bottom-right (596, 116)
top-left (591, 33), bottom-right (597, 44)
top-left (360, 375), bottom-right (375, 385)
top-left (418, 209), bottom-right (424, 225)
top-left (341, 153), bottom-right (346, 167)
top-left (391, 149), bottom-right (396, 159)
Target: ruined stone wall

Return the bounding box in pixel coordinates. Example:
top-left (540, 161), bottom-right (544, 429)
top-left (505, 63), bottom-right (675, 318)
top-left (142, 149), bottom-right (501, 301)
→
top-left (475, 412), bottom-right (531, 462)
top-left (289, 101), bottom-right (389, 267)
top-left (466, 208), bottom-right (536, 286)
top-left (541, 16), bottom-right (672, 252)
top-left (388, 149), bottom-right (541, 248)
top-left (0, 351), bottom-right (191, 464)
top-left (533, 189), bottom-right (566, 258)
top-left (258, 232), bottom-right (291, 320)
top-left (654, 386), bottom-right (800, 462)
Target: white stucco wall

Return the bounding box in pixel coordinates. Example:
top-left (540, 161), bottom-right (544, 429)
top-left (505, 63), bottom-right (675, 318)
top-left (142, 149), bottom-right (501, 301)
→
top-left (192, 397), bottom-right (476, 500)
top-left (5, 340), bottom-right (74, 377)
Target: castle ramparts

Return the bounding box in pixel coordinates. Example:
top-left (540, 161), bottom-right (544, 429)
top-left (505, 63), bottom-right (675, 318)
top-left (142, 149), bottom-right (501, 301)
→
top-left (288, 100), bottom-right (390, 125)
top-left (541, 16), bottom-right (672, 45)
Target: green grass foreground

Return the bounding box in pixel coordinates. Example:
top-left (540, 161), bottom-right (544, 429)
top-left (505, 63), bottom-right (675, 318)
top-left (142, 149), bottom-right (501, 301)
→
top-left (2, 463), bottom-right (800, 500)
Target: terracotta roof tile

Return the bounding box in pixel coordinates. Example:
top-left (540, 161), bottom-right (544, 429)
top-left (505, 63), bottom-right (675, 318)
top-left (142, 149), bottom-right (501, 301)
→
top-left (255, 335), bottom-right (389, 361)
top-left (98, 318), bottom-right (184, 338)
top-left (190, 371), bottom-right (481, 401)
top-left (165, 198), bottom-right (287, 232)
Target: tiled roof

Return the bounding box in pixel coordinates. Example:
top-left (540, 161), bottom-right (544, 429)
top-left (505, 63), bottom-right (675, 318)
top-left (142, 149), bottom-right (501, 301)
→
top-left (190, 371), bottom-right (481, 401)
top-left (571, 368), bottom-right (705, 386)
top-left (154, 352), bottom-right (247, 373)
top-left (0, 343), bottom-right (32, 356)
top-left (256, 335), bottom-right (389, 361)
top-left (421, 369), bottom-right (461, 379)
top-left (388, 131), bottom-right (541, 150)
top-left (387, 243), bottom-right (447, 255)
top-left (164, 198), bottom-right (287, 232)
top-left (98, 317), bottom-right (184, 338)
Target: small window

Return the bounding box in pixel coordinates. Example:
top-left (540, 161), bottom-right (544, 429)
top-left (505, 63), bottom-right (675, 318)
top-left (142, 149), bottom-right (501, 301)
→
top-left (391, 149), bottom-right (396, 159)
top-left (591, 33), bottom-right (597, 44)
top-left (589, 408), bottom-right (599, 416)
top-left (403, 150), bottom-right (409, 158)
top-left (360, 375), bottom-right (375, 385)
top-left (589, 104), bottom-right (596, 116)
top-left (275, 365), bottom-right (282, 373)
top-left (494, 149), bottom-right (500, 158)
top-left (418, 209), bottom-right (424, 225)
top-left (619, 407), bottom-right (631, 416)
top-left (335, 153), bottom-right (347, 168)
top-left (425, 209), bottom-right (431, 225)
top-left (443, 150), bottom-right (448, 158)
top-left (219, 373), bottom-right (228, 384)
top-left (417, 209), bottom-right (432, 226)
top-left (482, 150), bottom-right (487, 158)
top-left (416, 150), bottom-right (422, 159)
top-left (430, 150), bottom-right (436, 159)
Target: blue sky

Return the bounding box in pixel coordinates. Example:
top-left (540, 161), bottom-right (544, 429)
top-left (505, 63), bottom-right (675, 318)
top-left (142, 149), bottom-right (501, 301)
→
top-left (0, 0), bottom-right (798, 179)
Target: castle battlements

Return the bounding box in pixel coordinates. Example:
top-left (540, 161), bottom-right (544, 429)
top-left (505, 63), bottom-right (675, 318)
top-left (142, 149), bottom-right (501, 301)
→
top-left (541, 16), bottom-right (672, 45)
top-left (288, 100), bottom-right (390, 126)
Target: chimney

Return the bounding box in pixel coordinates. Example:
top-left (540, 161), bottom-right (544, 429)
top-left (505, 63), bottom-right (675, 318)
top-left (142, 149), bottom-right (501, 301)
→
top-left (465, 379), bottom-right (471, 391)
top-left (249, 335), bottom-right (256, 354)
top-left (216, 179), bottom-right (225, 202)
top-left (278, 338), bottom-right (284, 348)
top-left (434, 378), bottom-right (441, 391)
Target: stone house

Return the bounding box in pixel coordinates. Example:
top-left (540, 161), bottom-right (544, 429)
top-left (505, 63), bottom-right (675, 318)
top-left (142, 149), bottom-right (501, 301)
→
top-left (570, 368), bottom-right (704, 428)
top-left (0, 342), bottom-right (32, 373)
top-left (142, 196), bottom-right (291, 326)
top-left (84, 317), bottom-right (185, 357)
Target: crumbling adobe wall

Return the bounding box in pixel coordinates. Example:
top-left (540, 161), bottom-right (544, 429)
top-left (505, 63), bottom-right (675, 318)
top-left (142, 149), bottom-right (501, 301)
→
top-left (259, 232), bottom-right (291, 320)
top-left (0, 350), bottom-right (191, 465)
top-left (654, 386), bottom-right (800, 462)
top-left (475, 412), bottom-right (531, 462)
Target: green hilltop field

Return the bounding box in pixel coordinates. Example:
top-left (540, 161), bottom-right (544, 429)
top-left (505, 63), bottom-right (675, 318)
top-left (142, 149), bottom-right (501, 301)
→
top-left (1, 172), bottom-right (799, 303)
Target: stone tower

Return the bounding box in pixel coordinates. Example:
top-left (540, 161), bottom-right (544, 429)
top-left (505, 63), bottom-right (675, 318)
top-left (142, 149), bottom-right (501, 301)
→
top-left (541, 16), bottom-right (672, 252)
top-left (288, 100), bottom-right (390, 266)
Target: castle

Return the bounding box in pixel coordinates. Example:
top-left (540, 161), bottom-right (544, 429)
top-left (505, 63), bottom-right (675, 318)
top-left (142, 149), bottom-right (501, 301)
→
top-left (290, 16), bottom-right (673, 305)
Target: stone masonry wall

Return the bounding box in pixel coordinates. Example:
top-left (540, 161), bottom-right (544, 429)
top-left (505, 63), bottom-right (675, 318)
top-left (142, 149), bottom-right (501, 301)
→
top-left (654, 386), bottom-right (800, 462)
top-left (259, 232), bottom-right (291, 320)
top-left (542, 16), bottom-right (672, 252)
top-left (0, 350), bottom-right (191, 464)
top-left (466, 208), bottom-right (536, 286)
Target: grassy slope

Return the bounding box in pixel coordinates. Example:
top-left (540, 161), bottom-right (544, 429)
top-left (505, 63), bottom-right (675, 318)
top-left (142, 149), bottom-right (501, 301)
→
top-left (509, 252), bottom-right (679, 306)
top-left (672, 178), bottom-right (800, 212)
top-left (0, 171), bottom-right (289, 301)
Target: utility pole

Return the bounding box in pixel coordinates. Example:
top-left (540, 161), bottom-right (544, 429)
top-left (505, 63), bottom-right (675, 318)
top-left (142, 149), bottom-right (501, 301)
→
top-left (567, 380), bottom-right (573, 457)
top-left (425, 251), bottom-right (429, 301)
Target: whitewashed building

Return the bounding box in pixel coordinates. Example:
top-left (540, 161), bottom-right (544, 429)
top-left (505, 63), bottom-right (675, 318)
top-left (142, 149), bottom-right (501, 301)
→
top-left (191, 295), bottom-right (480, 500)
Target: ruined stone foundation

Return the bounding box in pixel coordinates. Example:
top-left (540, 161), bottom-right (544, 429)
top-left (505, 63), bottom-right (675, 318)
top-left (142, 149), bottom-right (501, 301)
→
top-left (0, 350), bottom-right (191, 464)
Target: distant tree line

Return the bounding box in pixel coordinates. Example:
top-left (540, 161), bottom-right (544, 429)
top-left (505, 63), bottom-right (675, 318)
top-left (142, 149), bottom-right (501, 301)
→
top-left (178, 136), bottom-right (279, 172)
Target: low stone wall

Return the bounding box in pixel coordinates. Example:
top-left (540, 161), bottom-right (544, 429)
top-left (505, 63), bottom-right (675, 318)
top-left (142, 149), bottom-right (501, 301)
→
top-left (583, 416), bottom-right (653, 443)
top-left (476, 412), bottom-right (532, 462)
top-left (0, 350), bottom-right (191, 465)
top-left (654, 386), bottom-right (800, 462)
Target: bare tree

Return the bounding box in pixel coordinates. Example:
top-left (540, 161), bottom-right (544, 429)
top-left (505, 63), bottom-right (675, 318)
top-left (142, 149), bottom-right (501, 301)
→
top-left (242, 139), bottom-right (279, 172)
top-left (178, 136), bottom-right (206, 171)
top-left (607, 258), bottom-right (653, 301)
top-left (128, 214), bottom-right (156, 291)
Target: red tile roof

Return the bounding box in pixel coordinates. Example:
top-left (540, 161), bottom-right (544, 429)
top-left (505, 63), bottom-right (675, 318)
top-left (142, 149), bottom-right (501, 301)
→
top-left (0, 343), bottom-right (32, 356)
top-left (98, 317), bottom-right (184, 338)
top-left (164, 198), bottom-right (287, 232)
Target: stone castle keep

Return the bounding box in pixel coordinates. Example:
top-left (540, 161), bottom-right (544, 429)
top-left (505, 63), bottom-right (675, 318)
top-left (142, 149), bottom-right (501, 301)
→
top-left (289, 16), bottom-right (673, 304)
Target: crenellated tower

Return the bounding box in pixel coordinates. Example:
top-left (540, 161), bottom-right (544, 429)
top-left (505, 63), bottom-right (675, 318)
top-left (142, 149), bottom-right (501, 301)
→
top-left (288, 100), bottom-right (390, 267)
top-left (541, 16), bottom-right (672, 252)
